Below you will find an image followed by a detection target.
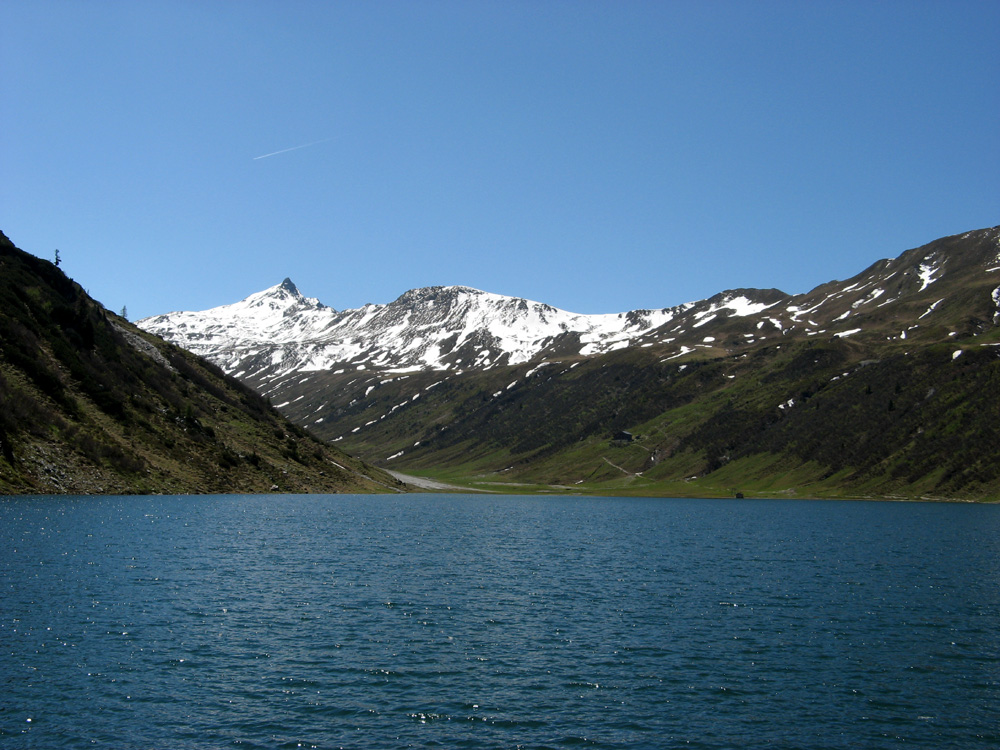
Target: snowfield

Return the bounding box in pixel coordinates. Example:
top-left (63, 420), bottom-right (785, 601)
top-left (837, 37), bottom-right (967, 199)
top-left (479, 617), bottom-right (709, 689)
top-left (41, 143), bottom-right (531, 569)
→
top-left (136, 227), bottom-right (1000, 390)
top-left (140, 279), bottom-right (707, 381)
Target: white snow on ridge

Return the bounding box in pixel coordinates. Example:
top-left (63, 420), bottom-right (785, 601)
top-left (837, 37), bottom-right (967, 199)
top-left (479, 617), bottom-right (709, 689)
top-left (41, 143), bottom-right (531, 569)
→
top-left (725, 295), bottom-right (778, 317)
top-left (140, 280), bottom-right (691, 377)
top-left (698, 294), bottom-right (779, 324)
top-left (139, 234), bottom-right (988, 387)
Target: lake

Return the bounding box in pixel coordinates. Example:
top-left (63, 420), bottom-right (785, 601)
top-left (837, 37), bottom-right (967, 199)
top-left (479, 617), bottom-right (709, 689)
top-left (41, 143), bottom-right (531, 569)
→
top-left (1, 494), bottom-right (998, 749)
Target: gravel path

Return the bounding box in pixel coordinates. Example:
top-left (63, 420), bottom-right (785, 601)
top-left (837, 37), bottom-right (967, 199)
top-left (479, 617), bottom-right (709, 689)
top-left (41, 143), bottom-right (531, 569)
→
top-left (385, 470), bottom-right (474, 491)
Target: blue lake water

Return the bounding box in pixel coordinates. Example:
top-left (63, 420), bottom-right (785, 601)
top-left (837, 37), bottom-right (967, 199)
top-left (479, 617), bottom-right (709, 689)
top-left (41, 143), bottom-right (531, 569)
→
top-left (1, 494), bottom-right (998, 749)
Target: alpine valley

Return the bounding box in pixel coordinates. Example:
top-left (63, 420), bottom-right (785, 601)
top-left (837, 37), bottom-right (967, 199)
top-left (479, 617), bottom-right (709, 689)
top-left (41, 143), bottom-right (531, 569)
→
top-left (140, 226), bottom-right (1000, 500)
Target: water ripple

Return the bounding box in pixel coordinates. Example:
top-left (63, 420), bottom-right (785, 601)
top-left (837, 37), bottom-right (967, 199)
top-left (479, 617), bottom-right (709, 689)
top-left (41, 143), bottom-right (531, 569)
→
top-left (2, 494), bottom-right (998, 748)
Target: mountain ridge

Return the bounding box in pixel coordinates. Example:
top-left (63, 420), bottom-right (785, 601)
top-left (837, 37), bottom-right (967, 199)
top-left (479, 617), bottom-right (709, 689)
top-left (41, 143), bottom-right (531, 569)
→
top-left (139, 225), bottom-right (1000, 390)
top-left (138, 225), bottom-right (1000, 500)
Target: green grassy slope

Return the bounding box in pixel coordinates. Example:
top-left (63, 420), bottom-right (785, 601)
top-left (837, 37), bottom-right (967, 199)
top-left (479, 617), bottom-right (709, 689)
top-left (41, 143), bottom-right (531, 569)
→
top-left (299, 226), bottom-right (1000, 500)
top-left (338, 330), bottom-right (1000, 501)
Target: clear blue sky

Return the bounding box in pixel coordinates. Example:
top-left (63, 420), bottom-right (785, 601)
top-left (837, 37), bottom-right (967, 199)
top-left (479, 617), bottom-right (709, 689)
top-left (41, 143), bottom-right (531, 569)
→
top-left (2, 0), bottom-right (997, 320)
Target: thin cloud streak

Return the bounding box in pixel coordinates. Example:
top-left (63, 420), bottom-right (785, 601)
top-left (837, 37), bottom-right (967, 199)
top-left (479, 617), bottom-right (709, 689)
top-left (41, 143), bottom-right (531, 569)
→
top-left (253, 137), bottom-right (334, 160)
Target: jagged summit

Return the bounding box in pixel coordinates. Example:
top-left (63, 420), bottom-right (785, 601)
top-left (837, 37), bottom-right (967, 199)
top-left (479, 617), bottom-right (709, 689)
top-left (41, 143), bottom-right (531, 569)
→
top-left (128, 226), bottom-right (1000, 500)
top-left (139, 277), bottom-right (690, 381)
top-left (393, 285), bottom-right (482, 309)
top-left (138, 226), bottom-right (1000, 416)
top-left (398, 284), bottom-right (483, 299)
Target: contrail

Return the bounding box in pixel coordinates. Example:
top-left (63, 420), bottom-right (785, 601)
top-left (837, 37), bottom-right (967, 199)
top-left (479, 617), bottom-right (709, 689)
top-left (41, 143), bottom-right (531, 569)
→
top-left (253, 137), bottom-right (334, 160)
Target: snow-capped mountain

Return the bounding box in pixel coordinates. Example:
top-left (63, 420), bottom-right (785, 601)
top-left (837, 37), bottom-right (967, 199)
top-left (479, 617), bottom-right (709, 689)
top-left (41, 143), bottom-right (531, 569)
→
top-left (133, 226), bottom-right (1000, 499)
top-left (138, 279), bottom-right (778, 385)
top-left (139, 226), bottom-right (1000, 426)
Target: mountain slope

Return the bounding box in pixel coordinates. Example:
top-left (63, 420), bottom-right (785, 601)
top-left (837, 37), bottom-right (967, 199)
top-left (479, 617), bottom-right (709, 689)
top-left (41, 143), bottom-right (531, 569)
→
top-left (335, 331), bottom-right (1000, 500)
top-left (0, 231), bottom-right (404, 495)
top-left (141, 228), bottom-right (1000, 385)
top-left (139, 280), bottom-right (685, 381)
top-left (139, 226), bottom-right (1000, 500)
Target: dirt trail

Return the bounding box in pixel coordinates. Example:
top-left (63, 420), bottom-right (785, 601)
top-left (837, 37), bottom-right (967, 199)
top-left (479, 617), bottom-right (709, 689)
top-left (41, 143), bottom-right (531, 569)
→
top-left (602, 456), bottom-right (638, 476)
top-left (385, 470), bottom-right (488, 492)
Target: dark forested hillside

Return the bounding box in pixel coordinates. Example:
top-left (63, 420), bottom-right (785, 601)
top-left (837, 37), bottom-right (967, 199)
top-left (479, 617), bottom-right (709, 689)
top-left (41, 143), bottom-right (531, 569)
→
top-left (0, 231), bottom-right (403, 495)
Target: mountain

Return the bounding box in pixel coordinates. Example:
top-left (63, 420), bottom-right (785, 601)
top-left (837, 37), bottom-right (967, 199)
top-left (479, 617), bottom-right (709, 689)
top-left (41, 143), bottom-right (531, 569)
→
top-left (140, 226), bottom-right (1000, 500)
top-left (138, 279), bottom-right (687, 378)
top-left (0, 231), bottom-right (404, 495)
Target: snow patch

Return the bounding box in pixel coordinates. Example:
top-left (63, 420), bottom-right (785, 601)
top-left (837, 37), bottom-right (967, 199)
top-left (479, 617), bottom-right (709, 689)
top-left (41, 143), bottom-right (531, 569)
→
top-left (725, 295), bottom-right (779, 317)
top-left (834, 328), bottom-right (862, 338)
top-left (852, 288), bottom-right (886, 308)
top-left (525, 362), bottom-right (552, 378)
top-left (918, 261), bottom-right (941, 291)
top-left (918, 299), bottom-right (945, 319)
top-left (664, 346), bottom-right (695, 361)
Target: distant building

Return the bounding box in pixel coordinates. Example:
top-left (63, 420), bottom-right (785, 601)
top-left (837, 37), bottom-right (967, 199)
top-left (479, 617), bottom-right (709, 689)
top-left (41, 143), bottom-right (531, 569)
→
top-left (613, 430), bottom-right (634, 443)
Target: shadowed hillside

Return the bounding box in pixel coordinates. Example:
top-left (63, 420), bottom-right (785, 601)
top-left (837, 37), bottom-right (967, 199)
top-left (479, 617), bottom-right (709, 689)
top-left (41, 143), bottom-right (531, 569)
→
top-left (0, 231), bottom-right (404, 495)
